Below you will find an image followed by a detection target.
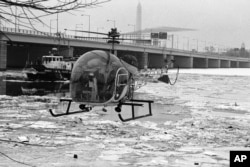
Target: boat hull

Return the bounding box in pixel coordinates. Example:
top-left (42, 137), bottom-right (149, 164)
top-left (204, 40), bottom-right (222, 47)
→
top-left (26, 68), bottom-right (71, 81)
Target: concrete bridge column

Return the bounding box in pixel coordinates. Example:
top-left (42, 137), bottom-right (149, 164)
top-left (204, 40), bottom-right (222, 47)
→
top-left (148, 53), bottom-right (164, 68)
top-left (193, 58), bottom-right (208, 68)
top-left (239, 61), bottom-right (250, 68)
top-left (230, 61), bottom-right (239, 68)
top-left (220, 60), bottom-right (230, 68)
top-left (0, 76), bottom-right (6, 95)
top-left (174, 56), bottom-right (193, 68)
top-left (208, 59), bottom-right (220, 68)
top-left (137, 52), bottom-right (148, 69)
top-left (0, 41), bottom-right (7, 71)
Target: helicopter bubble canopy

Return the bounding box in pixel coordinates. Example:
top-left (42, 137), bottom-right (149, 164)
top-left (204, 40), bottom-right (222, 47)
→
top-left (70, 50), bottom-right (137, 104)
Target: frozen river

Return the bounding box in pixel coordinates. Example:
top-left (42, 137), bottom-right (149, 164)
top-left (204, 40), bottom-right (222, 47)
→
top-left (0, 68), bottom-right (250, 166)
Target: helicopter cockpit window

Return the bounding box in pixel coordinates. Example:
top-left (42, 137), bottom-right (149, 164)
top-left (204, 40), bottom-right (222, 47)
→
top-left (70, 50), bottom-right (120, 104)
top-left (114, 68), bottom-right (129, 101)
top-left (117, 74), bottom-right (128, 86)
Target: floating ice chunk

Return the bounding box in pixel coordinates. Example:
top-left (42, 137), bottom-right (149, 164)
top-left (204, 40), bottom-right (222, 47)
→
top-left (0, 95), bottom-right (14, 100)
top-left (203, 151), bottom-right (218, 157)
top-left (136, 157), bottom-right (168, 166)
top-left (99, 154), bottom-right (120, 161)
top-left (18, 102), bottom-right (48, 110)
top-left (84, 120), bottom-right (121, 127)
top-left (178, 146), bottom-right (204, 154)
top-left (99, 148), bottom-right (133, 161)
top-left (29, 121), bottom-right (59, 129)
top-left (140, 133), bottom-right (173, 141)
top-left (215, 104), bottom-right (248, 112)
top-left (133, 143), bottom-right (156, 150)
top-left (127, 121), bottom-right (161, 130)
top-left (18, 136), bottom-right (29, 142)
top-left (164, 121), bottom-right (172, 126)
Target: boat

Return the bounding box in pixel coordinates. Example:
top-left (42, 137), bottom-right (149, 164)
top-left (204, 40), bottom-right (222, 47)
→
top-left (23, 48), bottom-right (75, 81)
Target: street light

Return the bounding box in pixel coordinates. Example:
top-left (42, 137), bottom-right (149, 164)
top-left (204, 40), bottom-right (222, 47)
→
top-left (128, 24), bottom-right (135, 32)
top-left (17, 13), bottom-right (26, 29)
top-left (64, 28), bottom-right (68, 37)
top-left (192, 38), bottom-right (198, 52)
top-left (128, 24), bottom-right (136, 40)
top-left (56, 12), bottom-right (59, 35)
top-left (75, 24), bottom-right (83, 36)
top-left (107, 19), bottom-right (116, 28)
top-left (50, 19), bottom-right (57, 34)
top-left (15, 4), bottom-right (17, 31)
top-left (82, 14), bottom-right (90, 37)
top-left (183, 36), bottom-right (189, 51)
top-left (201, 40), bottom-right (207, 52)
top-left (96, 27), bottom-right (104, 37)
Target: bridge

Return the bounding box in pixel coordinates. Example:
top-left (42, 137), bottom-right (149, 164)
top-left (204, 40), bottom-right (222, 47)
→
top-left (1, 27), bottom-right (250, 70)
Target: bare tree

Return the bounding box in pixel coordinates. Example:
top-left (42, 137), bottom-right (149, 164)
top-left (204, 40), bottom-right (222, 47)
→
top-left (0, 0), bottom-right (111, 30)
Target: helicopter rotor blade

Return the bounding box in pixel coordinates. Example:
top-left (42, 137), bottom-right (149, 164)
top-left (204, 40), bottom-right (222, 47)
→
top-left (74, 35), bottom-right (109, 40)
top-left (66, 29), bottom-right (108, 36)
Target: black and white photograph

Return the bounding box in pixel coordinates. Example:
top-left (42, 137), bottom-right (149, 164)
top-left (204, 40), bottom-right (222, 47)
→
top-left (0, 0), bottom-right (250, 166)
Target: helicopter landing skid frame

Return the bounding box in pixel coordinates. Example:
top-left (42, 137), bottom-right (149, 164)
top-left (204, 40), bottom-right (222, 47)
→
top-left (49, 98), bottom-right (91, 117)
top-left (116, 99), bottom-right (154, 122)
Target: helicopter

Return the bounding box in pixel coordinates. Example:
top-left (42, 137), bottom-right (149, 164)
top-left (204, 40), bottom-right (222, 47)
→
top-left (49, 28), bottom-right (178, 122)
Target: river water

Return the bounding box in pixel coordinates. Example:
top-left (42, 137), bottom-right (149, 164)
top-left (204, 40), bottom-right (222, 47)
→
top-left (0, 68), bottom-right (250, 166)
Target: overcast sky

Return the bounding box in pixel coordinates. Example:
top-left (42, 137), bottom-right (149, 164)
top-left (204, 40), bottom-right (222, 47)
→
top-left (52, 0), bottom-right (250, 49)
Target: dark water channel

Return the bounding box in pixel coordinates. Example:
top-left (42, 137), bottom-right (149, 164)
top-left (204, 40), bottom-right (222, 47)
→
top-left (0, 76), bottom-right (69, 96)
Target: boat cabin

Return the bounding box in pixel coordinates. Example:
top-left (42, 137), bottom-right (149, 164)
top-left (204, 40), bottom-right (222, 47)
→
top-left (42, 55), bottom-right (73, 70)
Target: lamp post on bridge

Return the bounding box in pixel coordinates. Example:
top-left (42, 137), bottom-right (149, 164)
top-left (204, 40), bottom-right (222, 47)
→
top-left (201, 40), bottom-right (207, 52)
top-left (50, 19), bottom-right (57, 34)
top-left (128, 24), bottom-right (135, 40)
top-left (75, 24), bottom-right (83, 36)
top-left (82, 14), bottom-right (91, 37)
top-left (17, 13), bottom-right (26, 29)
top-left (107, 19), bottom-right (116, 28)
top-left (96, 27), bottom-right (104, 37)
top-left (56, 12), bottom-right (59, 36)
top-left (192, 38), bottom-right (198, 52)
top-left (128, 24), bottom-right (135, 31)
top-left (183, 36), bottom-right (189, 51)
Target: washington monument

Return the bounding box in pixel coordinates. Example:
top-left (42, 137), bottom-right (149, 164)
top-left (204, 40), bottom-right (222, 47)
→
top-left (136, 1), bottom-right (142, 32)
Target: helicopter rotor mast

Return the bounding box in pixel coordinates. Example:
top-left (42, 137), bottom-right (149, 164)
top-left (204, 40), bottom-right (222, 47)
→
top-left (107, 28), bottom-right (120, 54)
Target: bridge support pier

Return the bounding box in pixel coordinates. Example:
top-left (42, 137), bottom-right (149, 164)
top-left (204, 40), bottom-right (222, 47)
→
top-left (231, 61), bottom-right (239, 68)
top-left (0, 41), bottom-right (7, 71)
top-left (193, 58), bottom-right (208, 68)
top-left (208, 59), bottom-right (220, 68)
top-left (174, 56), bottom-right (193, 68)
top-left (138, 52), bottom-right (148, 69)
top-left (220, 60), bottom-right (230, 68)
top-left (239, 61), bottom-right (250, 68)
top-left (0, 76), bottom-right (6, 95)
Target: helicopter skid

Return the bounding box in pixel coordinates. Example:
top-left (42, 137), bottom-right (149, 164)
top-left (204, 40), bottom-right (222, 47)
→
top-left (49, 98), bottom-right (154, 122)
top-left (49, 98), bottom-right (91, 117)
top-left (116, 99), bottom-right (154, 122)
